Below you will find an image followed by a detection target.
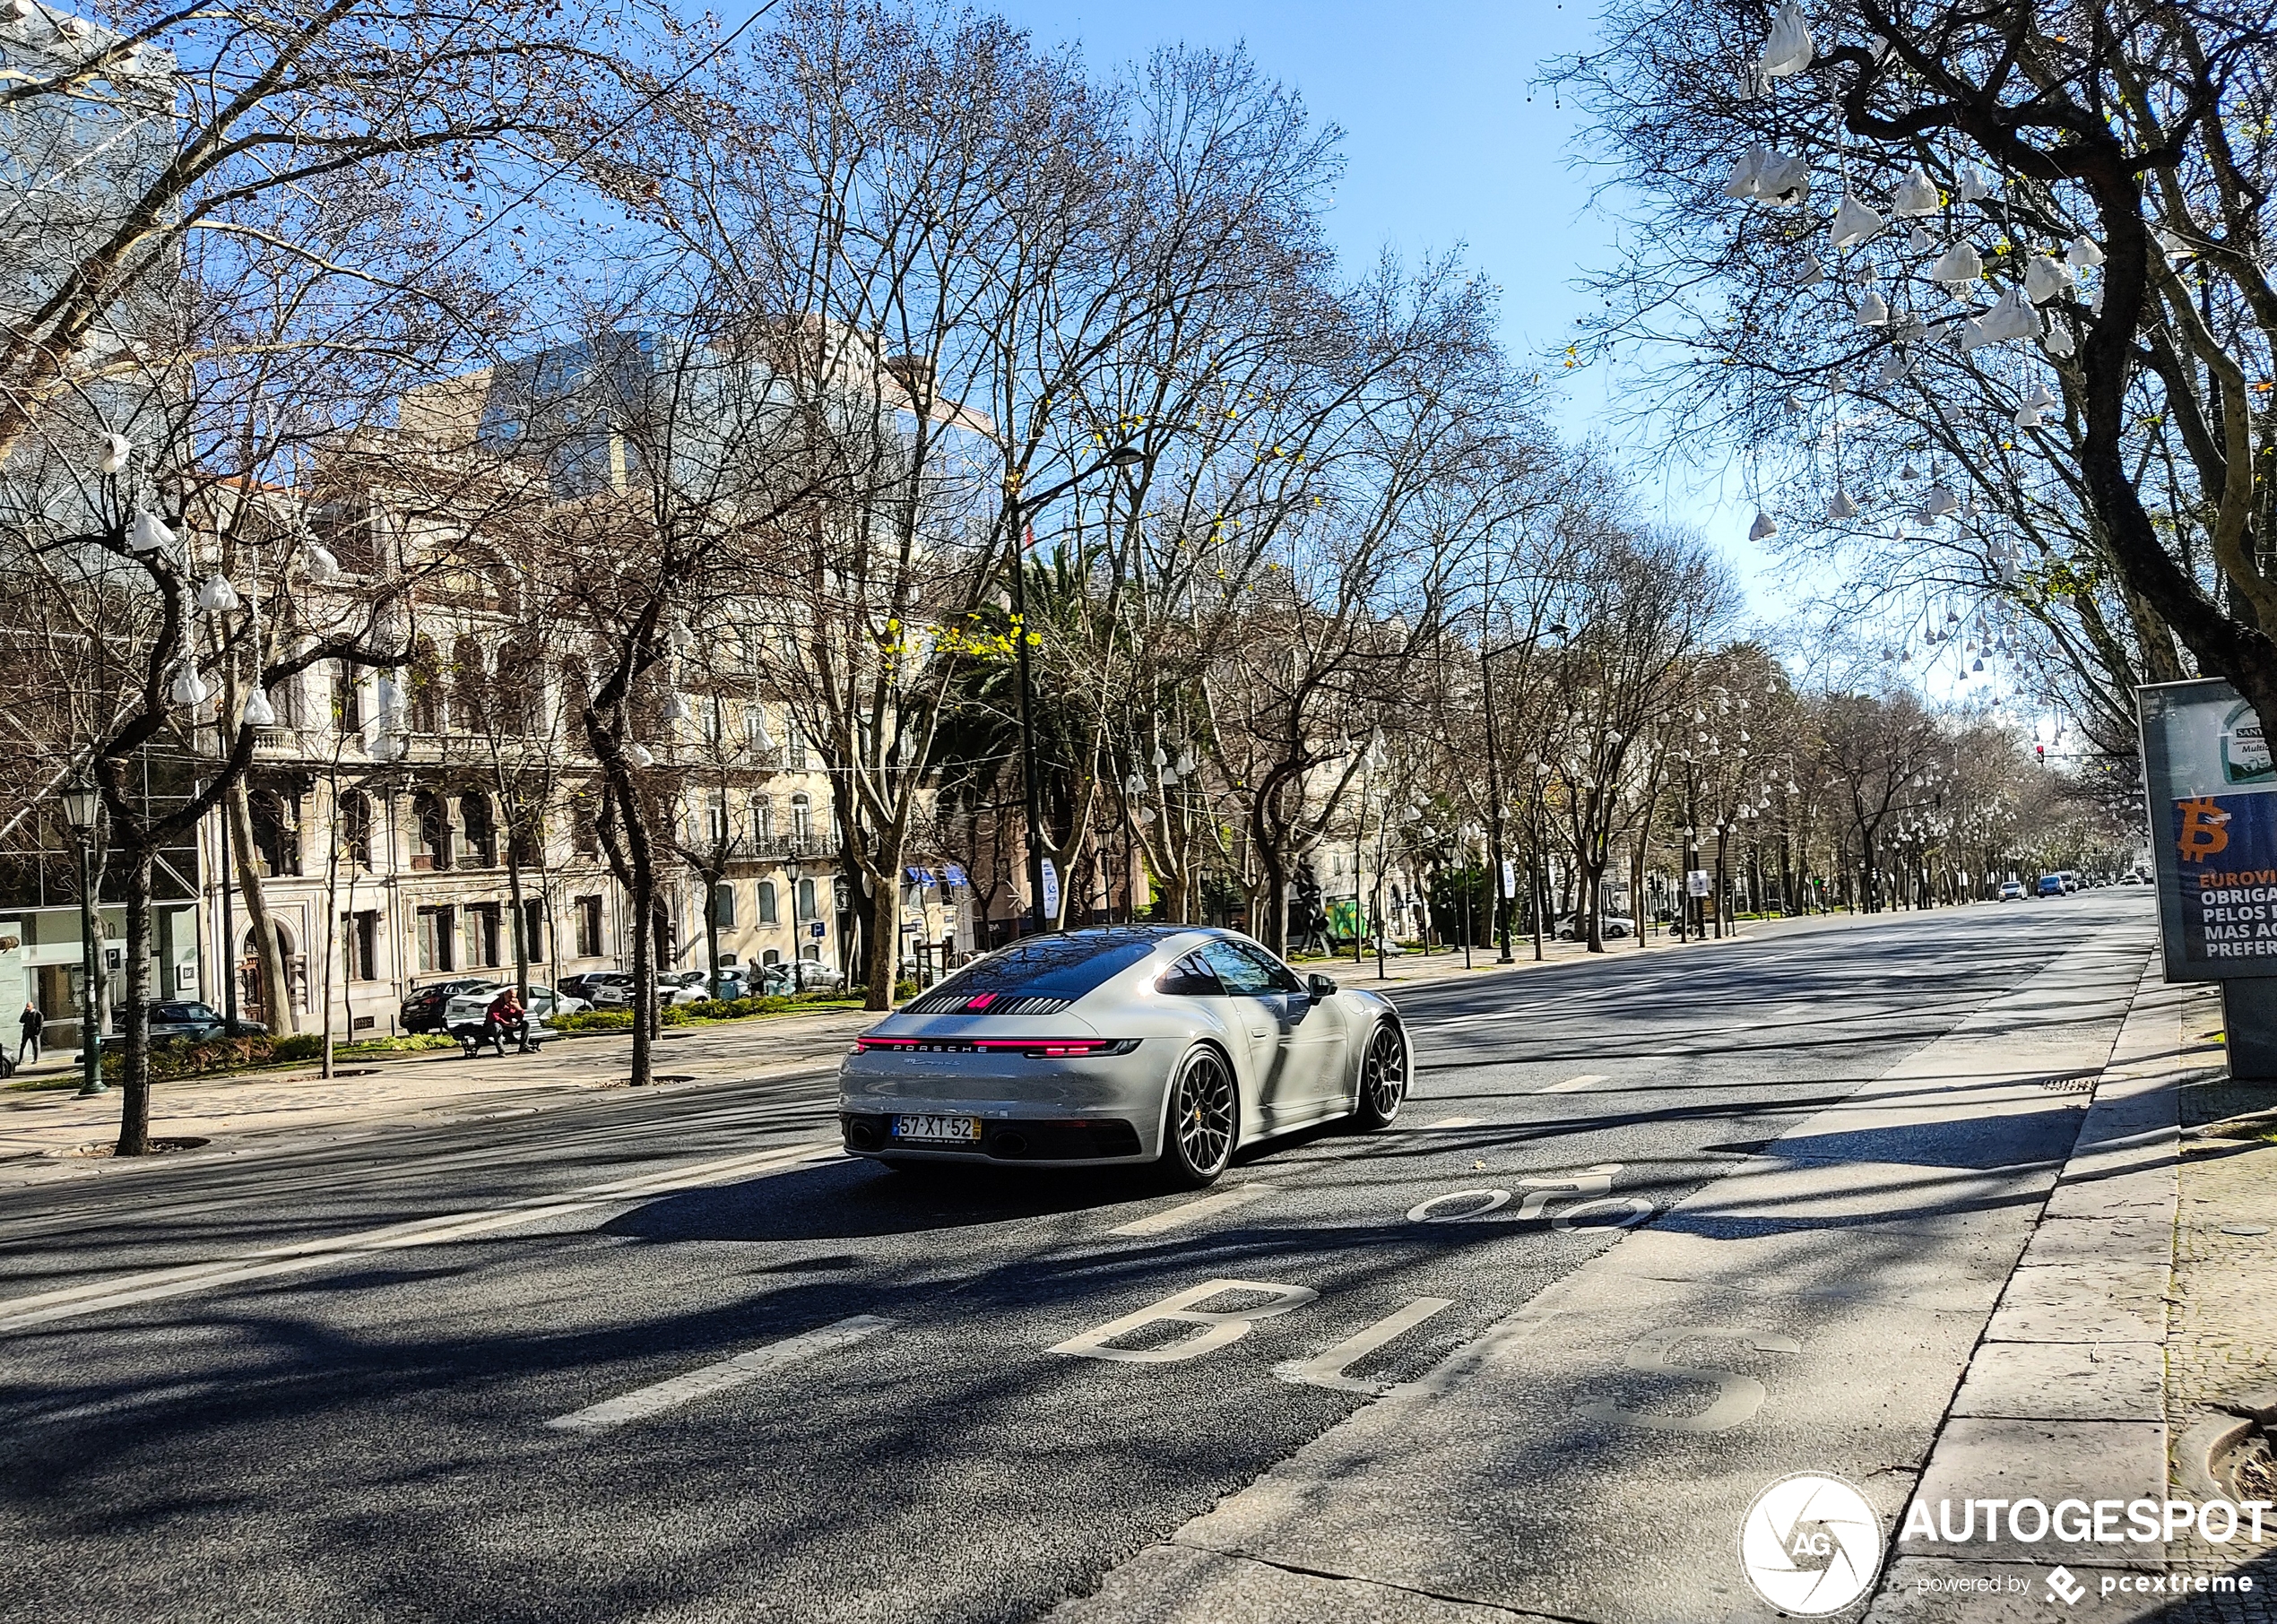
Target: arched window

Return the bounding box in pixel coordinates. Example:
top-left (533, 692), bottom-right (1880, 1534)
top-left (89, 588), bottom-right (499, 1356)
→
top-left (461, 792), bottom-right (498, 866)
top-left (754, 799), bottom-right (775, 841)
top-left (797, 877), bottom-right (817, 920)
top-left (409, 638), bottom-right (444, 733)
top-left (790, 792), bottom-right (812, 846)
top-left (248, 788), bottom-right (300, 877)
top-left (342, 791), bottom-right (372, 869)
top-left (756, 880), bottom-right (778, 925)
top-left (451, 636), bottom-right (487, 732)
top-left (711, 883), bottom-right (737, 929)
top-left (412, 790), bottom-right (453, 870)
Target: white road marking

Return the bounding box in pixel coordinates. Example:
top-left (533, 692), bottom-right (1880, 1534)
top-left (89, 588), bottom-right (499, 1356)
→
top-left (1514, 1163), bottom-right (1623, 1219)
top-left (1579, 1328), bottom-right (1798, 1433)
top-left (1406, 1188), bottom-right (1511, 1223)
top-left (1552, 1196), bottom-right (1656, 1231)
top-left (1419, 1116), bottom-right (1480, 1130)
top-left (547, 1315), bottom-right (893, 1433)
top-left (1538, 1074), bottom-right (1610, 1093)
top-left (1277, 1297), bottom-right (1457, 1394)
top-left (1051, 1278), bottom-right (1317, 1363)
top-left (0, 1139), bottom-right (842, 1333)
top-left (1109, 1183), bottom-right (1274, 1237)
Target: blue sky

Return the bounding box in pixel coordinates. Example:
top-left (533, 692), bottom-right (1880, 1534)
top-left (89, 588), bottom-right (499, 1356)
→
top-left (988, 0), bottom-right (1773, 601)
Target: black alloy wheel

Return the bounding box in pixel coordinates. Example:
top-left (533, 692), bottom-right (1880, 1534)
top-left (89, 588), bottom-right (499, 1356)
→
top-left (1162, 1046), bottom-right (1237, 1188)
top-left (1352, 1021), bottom-right (1408, 1129)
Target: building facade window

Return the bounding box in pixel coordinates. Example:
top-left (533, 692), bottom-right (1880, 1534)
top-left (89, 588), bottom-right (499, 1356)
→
top-left (797, 877), bottom-right (818, 920)
top-left (521, 899), bottom-right (545, 963)
top-left (461, 793), bottom-right (498, 866)
top-left (755, 798), bottom-right (775, 841)
top-left (332, 661), bottom-right (363, 731)
top-left (342, 911), bottom-right (378, 981)
top-left (468, 903), bottom-right (501, 968)
top-left (342, 791), bottom-right (372, 869)
top-left (706, 790), bottom-right (728, 845)
top-left (249, 788), bottom-right (301, 877)
top-left (712, 882), bottom-right (736, 929)
top-left (575, 895), bottom-right (603, 959)
top-left (756, 880), bottom-right (777, 925)
top-left (791, 793), bottom-right (812, 846)
top-left (416, 906), bottom-right (455, 973)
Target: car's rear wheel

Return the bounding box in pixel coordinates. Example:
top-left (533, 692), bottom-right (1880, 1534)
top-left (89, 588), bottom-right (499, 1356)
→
top-left (1161, 1046), bottom-right (1237, 1188)
top-left (1352, 1021), bottom-right (1409, 1129)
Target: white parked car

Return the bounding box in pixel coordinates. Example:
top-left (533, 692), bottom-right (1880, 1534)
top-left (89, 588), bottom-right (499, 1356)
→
top-left (655, 970), bottom-right (714, 1006)
top-left (1997, 880), bottom-right (2026, 902)
top-left (440, 982), bottom-right (592, 1030)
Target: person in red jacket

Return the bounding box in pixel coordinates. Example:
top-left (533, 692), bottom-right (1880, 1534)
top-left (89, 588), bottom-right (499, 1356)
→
top-left (481, 987), bottom-right (526, 1056)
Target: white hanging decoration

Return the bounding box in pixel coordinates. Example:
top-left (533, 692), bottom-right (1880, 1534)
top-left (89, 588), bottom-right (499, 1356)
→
top-left (1175, 750), bottom-right (1195, 776)
top-left (2155, 226), bottom-right (2194, 264)
top-left (1866, 33), bottom-right (1893, 64)
top-left (1891, 166), bottom-right (1942, 217)
top-left (7, 0), bottom-right (37, 21)
top-left (1748, 511), bottom-right (1779, 541)
top-left (1829, 488), bottom-right (1859, 520)
top-left (659, 689), bottom-right (689, 724)
top-left (169, 665), bottom-right (212, 708)
top-left (1874, 351), bottom-right (1912, 387)
top-left (2013, 383), bottom-right (2058, 428)
top-left (1723, 148), bottom-right (1768, 199)
top-left (195, 571), bottom-right (239, 612)
top-left (626, 742), bottom-right (655, 769)
top-left (56, 13), bottom-right (91, 39)
top-left (1900, 462), bottom-right (1920, 480)
top-left (1792, 252), bottom-right (1825, 288)
top-left (95, 432), bottom-right (131, 474)
top-left (1830, 193), bottom-right (1885, 249)
top-left (128, 508), bottom-right (174, 552)
top-left (1123, 772), bottom-right (1145, 796)
top-left (2022, 254), bottom-right (2074, 303)
top-left (1921, 482), bottom-right (1961, 517)
top-left (1752, 151), bottom-right (1811, 207)
top-left (2065, 234), bottom-right (2105, 268)
top-left (305, 543), bottom-right (342, 583)
top-left (1856, 289), bottom-right (1892, 327)
top-left (1928, 240), bottom-right (1983, 289)
top-left (1961, 288), bottom-right (2041, 350)
top-left (1905, 222), bottom-right (1936, 255)
top-left (2090, 284), bottom-right (2105, 315)
top-left (1955, 168), bottom-right (1994, 203)
top-left (2044, 324), bottom-right (2076, 359)
top-left (1756, 0), bottom-right (1814, 76)
top-left (242, 688), bottom-right (278, 728)
top-left (1782, 393), bottom-right (1808, 414)
top-left (1137, 806), bottom-right (1156, 826)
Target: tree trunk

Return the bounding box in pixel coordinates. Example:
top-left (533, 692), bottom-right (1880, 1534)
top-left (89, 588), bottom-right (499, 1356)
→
top-left (225, 781), bottom-right (297, 1035)
top-left (864, 870), bottom-right (898, 1010)
top-left (113, 847), bottom-right (156, 1156)
top-left (507, 852), bottom-right (531, 1003)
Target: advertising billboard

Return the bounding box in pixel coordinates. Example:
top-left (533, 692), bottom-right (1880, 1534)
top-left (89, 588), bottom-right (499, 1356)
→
top-left (2139, 676), bottom-right (2277, 980)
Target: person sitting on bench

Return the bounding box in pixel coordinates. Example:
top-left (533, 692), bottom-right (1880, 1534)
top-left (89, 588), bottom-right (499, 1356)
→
top-left (481, 987), bottom-right (527, 1056)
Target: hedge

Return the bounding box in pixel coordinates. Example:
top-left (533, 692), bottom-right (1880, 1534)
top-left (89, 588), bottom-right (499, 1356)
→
top-left (550, 991), bottom-right (862, 1034)
top-left (99, 1030), bottom-right (455, 1080)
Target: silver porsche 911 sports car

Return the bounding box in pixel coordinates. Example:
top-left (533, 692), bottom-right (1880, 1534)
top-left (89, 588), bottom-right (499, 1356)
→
top-left (837, 927), bottom-right (1409, 1186)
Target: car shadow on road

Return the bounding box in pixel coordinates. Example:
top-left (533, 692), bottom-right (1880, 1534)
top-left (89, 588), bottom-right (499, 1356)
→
top-left (601, 1155), bottom-right (1164, 1243)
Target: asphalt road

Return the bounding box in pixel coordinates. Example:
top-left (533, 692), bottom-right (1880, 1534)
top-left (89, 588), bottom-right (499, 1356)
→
top-left (0, 893), bottom-right (2153, 1624)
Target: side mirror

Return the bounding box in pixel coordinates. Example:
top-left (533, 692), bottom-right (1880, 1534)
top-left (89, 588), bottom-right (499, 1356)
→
top-left (1307, 973), bottom-right (1338, 1000)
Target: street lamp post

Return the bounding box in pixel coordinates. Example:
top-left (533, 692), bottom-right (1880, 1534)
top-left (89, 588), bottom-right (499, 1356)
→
top-left (61, 783), bottom-right (106, 1097)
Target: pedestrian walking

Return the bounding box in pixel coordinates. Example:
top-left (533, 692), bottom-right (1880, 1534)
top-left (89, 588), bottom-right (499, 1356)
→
top-left (18, 1002), bottom-right (41, 1065)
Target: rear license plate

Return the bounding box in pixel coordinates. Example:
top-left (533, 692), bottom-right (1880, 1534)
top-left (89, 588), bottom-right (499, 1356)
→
top-left (892, 1114), bottom-right (983, 1144)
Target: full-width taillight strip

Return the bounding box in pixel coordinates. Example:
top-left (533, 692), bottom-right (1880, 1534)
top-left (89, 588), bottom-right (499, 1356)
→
top-left (853, 1036), bottom-right (1138, 1058)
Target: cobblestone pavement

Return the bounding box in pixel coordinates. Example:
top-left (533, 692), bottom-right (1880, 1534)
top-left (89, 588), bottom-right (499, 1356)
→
top-left (2167, 992), bottom-right (2277, 1620)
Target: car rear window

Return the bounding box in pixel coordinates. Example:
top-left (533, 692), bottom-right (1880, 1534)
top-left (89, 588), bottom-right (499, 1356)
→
top-left (904, 934), bottom-right (1164, 1014)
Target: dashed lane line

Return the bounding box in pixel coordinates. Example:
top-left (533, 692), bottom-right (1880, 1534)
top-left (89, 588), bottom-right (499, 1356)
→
top-left (1419, 1116), bottom-right (1480, 1130)
top-left (1109, 1183), bottom-right (1276, 1237)
top-left (0, 1139), bottom-right (842, 1333)
top-left (547, 1315), bottom-right (894, 1433)
top-left (1538, 1074), bottom-right (1610, 1093)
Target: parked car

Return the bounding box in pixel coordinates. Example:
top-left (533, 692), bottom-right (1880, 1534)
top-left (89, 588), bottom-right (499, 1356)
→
top-left (558, 971), bottom-right (631, 1006)
top-left (1553, 915), bottom-right (1635, 941)
top-left (144, 1001), bottom-right (268, 1041)
top-left (438, 982), bottom-right (592, 1031)
top-left (1997, 880), bottom-right (2026, 902)
top-left (401, 977), bottom-right (498, 1033)
top-left (759, 957), bottom-right (847, 994)
top-left (2037, 874), bottom-right (2065, 897)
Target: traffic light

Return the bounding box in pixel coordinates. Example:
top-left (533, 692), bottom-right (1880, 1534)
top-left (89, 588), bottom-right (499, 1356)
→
top-left (2036, 744), bottom-right (2046, 763)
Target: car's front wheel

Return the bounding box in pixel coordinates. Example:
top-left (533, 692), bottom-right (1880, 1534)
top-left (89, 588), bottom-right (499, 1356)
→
top-left (1161, 1046), bottom-right (1238, 1188)
top-left (1352, 1021), bottom-right (1409, 1129)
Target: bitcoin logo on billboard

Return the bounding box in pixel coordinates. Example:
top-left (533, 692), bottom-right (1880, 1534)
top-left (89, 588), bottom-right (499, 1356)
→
top-left (2178, 797), bottom-right (2233, 862)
